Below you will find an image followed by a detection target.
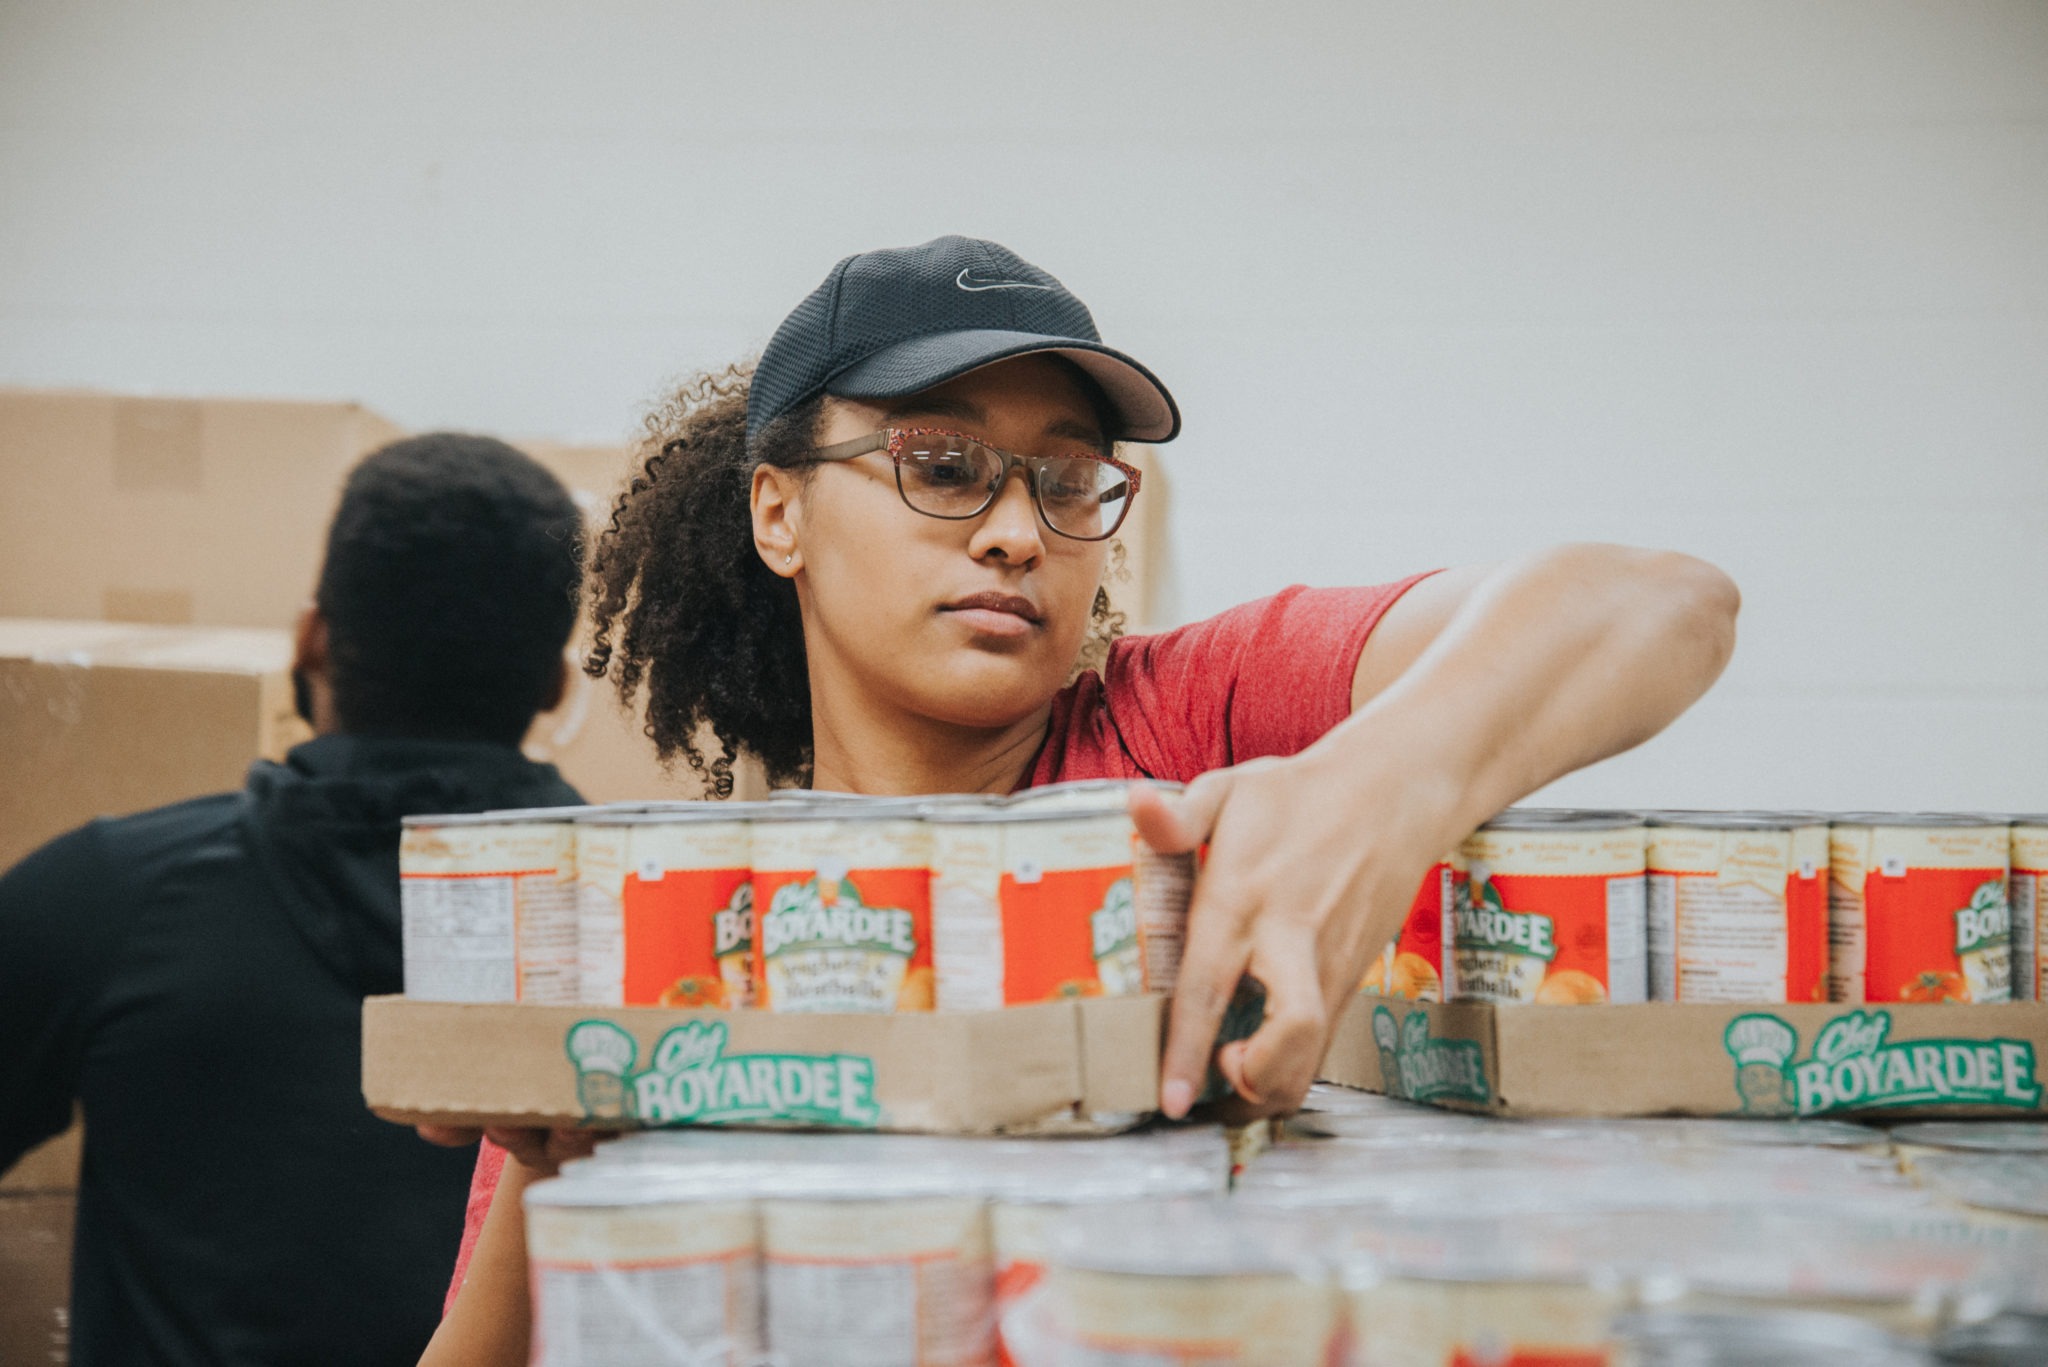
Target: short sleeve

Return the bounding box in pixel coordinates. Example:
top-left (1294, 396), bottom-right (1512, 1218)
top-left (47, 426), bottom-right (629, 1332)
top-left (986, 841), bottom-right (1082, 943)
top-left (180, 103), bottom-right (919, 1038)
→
top-left (444, 1138), bottom-right (508, 1315)
top-left (1094, 577), bottom-right (1435, 783)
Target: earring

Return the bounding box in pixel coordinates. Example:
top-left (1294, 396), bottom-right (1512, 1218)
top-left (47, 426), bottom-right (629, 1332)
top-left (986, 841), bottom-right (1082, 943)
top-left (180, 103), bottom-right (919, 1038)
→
top-left (784, 554), bottom-right (793, 566)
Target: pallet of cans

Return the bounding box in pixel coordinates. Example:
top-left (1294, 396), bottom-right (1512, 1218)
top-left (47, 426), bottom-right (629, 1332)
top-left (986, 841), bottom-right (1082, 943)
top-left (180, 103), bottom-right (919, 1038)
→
top-left (368, 782), bottom-right (1208, 1135)
top-left (521, 1109), bottom-right (2048, 1366)
top-left (1333, 808), bottom-right (2048, 1121)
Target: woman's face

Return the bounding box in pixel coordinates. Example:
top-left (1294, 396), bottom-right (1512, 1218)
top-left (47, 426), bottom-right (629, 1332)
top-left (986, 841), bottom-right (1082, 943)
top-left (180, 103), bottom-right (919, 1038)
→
top-left (758, 354), bottom-right (1116, 732)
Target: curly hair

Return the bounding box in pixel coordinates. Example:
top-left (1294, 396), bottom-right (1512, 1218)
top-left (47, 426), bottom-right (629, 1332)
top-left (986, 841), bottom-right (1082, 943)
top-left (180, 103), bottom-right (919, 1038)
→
top-left (585, 363), bottom-right (1127, 795)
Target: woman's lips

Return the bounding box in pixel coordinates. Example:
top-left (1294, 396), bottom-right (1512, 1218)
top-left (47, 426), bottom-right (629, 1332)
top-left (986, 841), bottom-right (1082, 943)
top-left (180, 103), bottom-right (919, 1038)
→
top-left (941, 592), bottom-right (1043, 638)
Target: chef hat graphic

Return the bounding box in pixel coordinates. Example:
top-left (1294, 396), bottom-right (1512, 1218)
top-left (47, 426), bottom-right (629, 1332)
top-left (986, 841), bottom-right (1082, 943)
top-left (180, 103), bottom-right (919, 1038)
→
top-left (1723, 1014), bottom-right (1797, 1070)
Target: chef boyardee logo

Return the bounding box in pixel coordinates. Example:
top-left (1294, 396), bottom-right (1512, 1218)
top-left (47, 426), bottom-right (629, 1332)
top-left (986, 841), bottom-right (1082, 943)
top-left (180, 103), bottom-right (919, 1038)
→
top-left (565, 1019), bottom-right (883, 1127)
top-left (1089, 877), bottom-right (1137, 962)
top-left (1955, 878), bottom-right (2011, 956)
top-left (1372, 1006), bottom-right (1490, 1105)
top-left (712, 882), bottom-right (753, 959)
top-left (760, 876), bottom-right (914, 959)
top-left (1723, 1011), bottom-right (2041, 1117)
top-left (1456, 881), bottom-right (1556, 961)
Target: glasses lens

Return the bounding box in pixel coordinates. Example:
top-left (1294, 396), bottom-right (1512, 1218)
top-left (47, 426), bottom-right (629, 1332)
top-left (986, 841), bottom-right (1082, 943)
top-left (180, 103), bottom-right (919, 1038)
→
top-left (1036, 456), bottom-right (1130, 540)
top-left (897, 432), bottom-right (999, 517)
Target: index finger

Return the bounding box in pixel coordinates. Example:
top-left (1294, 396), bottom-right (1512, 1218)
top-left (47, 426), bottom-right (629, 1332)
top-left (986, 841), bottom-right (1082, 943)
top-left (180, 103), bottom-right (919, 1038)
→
top-left (1158, 873), bottom-right (1256, 1119)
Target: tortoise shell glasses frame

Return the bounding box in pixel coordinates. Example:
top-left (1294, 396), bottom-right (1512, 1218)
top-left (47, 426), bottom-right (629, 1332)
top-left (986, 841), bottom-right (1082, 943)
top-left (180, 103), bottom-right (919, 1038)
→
top-left (804, 426), bottom-right (1142, 542)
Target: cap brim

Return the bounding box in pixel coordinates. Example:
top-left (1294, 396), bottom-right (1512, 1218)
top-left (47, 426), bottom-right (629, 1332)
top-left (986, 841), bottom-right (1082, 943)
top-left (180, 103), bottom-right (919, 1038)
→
top-left (827, 329), bottom-right (1180, 443)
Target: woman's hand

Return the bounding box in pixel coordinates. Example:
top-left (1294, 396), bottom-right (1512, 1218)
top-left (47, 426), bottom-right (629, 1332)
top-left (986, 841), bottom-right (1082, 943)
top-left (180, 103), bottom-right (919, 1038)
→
top-left (416, 1124), bottom-right (603, 1175)
top-left (1133, 749), bottom-right (1448, 1120)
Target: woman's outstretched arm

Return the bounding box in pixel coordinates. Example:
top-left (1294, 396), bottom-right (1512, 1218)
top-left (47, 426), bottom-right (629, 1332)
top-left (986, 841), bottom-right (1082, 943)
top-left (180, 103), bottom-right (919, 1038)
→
top-left (1139, 542), bottom-right (1741, 1118)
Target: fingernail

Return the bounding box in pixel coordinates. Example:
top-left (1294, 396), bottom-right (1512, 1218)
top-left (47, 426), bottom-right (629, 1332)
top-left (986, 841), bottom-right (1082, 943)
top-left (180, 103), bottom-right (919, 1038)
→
top-left (1160, 1078), bottom-right (1194, 1119)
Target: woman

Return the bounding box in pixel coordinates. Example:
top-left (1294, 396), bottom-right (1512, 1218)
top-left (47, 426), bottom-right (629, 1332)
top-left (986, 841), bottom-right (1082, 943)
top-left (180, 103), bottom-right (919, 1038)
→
top-left (420, 235), bottom-right (1739, 1363)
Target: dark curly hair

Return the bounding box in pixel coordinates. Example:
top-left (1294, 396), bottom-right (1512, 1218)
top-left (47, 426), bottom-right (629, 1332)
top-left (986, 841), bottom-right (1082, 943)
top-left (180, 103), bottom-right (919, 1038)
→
top-left (317, 432), bottom-right (582, 744)
top-left (585, 363), bottom-right (1127, 795)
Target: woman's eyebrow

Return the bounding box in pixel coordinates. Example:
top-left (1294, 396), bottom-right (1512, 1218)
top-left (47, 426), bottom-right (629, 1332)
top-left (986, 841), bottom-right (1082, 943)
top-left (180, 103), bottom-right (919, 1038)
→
top-left (883, 396), bottom-right (984, 425)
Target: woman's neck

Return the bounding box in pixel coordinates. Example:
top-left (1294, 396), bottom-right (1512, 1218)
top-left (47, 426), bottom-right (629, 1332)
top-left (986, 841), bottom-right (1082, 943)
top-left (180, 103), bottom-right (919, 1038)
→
top-left (807, 685), bottom-right (1052, 797)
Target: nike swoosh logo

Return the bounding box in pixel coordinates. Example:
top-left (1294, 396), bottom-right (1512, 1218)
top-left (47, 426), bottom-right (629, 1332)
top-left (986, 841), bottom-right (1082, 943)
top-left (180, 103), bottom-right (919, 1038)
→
top-left (956, 267), bottom-right (1055, 292)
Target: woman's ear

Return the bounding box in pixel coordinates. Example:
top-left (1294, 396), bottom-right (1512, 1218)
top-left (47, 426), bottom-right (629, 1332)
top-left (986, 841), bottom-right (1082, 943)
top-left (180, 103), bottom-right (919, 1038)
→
top-left (751, 464), bottom-right (804, 578)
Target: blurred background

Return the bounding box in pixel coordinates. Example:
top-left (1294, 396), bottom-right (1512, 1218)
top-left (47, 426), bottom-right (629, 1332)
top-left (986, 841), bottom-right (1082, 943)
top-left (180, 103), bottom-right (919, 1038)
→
top-left (2, 0), bottom-right (2043, 808)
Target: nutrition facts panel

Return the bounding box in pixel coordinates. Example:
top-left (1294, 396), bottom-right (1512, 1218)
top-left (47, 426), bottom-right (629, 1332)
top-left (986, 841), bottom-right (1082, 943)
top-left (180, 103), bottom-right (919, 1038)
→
top-left (401, 874), bottom-right (517, 1002)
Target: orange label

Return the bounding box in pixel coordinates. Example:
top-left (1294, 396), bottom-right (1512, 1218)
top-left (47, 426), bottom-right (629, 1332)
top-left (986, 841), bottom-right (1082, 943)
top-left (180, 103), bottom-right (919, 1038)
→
top-left (999, 865), bottom-right (1134, 1002)
top-left (1866, 866), bottom-right (2013, 1003)
top-left (618, 866), bottom-right (751, 1007)
top-left (751, 866), bottom-right (933, 1012)
top-left (1451, 1352), bottom-right (1607, 1367)
top-left (1455, 872), bottom-right (1643, 1004)
top-left (1785, 865), bottom-right (1828, 1003)
top-left (1362, 862), bottom-right (1458, 1000)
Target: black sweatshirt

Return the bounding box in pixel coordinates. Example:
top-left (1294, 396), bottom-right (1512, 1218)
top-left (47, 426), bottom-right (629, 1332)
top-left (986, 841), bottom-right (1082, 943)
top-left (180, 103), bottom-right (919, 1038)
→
top-left (0, 735), bottom-right (581, 1367)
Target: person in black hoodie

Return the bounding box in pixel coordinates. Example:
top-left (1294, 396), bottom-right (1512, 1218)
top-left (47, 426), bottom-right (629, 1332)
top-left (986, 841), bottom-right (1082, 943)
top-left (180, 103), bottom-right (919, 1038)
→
top-left (0, 433), bottom-right (587, 1367)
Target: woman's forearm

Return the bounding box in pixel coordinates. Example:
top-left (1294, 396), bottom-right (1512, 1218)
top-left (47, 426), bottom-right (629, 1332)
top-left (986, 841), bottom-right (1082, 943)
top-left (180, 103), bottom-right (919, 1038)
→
top-left (1325, 543), bottom-right (1740, 850)
top-left (419, 1157), bottom-right (536, 1367)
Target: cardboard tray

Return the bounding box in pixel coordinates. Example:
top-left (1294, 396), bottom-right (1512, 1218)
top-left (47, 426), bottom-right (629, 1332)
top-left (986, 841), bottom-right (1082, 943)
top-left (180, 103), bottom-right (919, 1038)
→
top-left (1323, 996), bottom-right (2048, 1120)
top-left (362, 994), bottom-right (1165, 1135)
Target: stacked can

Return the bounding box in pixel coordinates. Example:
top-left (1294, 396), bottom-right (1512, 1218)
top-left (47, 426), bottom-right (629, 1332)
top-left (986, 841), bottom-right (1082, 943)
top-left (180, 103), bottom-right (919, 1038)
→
top-left (1453, 810), bottom-right (1649, 1005)
top-left (1038, 1201), bottom-right (1344, 1366)
top-left (2011, 816), bottom-right (2048, 1002)
top-left (749, 800), bottom-right (936, 1012)
top-left (1828, 814), bottom-right (2013, 1004)
top-left (573, 804), bottom-right (763, 1008)
top-left (926, 785), bottom-right (1180, 1010)
top-left (1644, 812), bottom-right (1830, 1003)
top-left (1360, 855), bottom-right (1466, 1003)
top-left (399, 808), bottom-right (583, 1003)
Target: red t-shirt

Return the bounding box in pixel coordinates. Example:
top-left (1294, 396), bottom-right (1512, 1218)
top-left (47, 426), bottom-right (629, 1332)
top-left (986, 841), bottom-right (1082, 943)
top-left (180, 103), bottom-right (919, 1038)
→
top-left (443, 577), bottom-right (1431, 1309)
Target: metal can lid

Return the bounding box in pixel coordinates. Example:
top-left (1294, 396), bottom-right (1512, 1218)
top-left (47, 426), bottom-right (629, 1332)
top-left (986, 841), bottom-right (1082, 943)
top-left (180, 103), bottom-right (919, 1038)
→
top-left (571, 801), bottom-right (775, 825)
top-left (1480, 807), bottom-right (1644, 831)
top-left (1828, 812), bottom-right (2012, 829)
top-left (1048, 1199), bottom-right (1333, 1279)
top-left (1644, 810), bottom-right (1829, 832)
top-left (400, 805), bottom-right (586, 828)
top-left (1915, 1153), bottom-right (2048, 1218)
top-left (752, 797), bottom-right (930, 822)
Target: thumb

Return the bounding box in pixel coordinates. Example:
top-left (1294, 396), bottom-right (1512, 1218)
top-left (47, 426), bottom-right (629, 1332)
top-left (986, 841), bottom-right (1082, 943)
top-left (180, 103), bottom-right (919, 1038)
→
top-left (1128, 771), bottom-right (1234, 856)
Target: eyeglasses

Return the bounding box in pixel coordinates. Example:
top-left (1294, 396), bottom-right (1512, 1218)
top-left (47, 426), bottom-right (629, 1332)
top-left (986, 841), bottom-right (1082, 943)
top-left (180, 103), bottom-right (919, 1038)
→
top-left (806, 427), bottom-right (1141, 542)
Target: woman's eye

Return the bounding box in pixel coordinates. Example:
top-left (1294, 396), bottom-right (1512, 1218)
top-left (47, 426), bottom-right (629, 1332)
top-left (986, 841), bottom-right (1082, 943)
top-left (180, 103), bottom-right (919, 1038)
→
top-left (910, 455), bottom-right (979, 488)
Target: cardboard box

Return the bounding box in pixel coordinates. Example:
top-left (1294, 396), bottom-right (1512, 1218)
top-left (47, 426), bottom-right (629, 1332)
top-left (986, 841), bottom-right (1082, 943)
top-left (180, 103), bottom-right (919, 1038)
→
top-left (361, 994), bottom-right (1164, 1135)
top-left (1323, 996), bottom-right (2048, 1121)
top-left (0, 620), bottom-right (311, 872)
top-left (0, 388), bottom-right (402, 628)
top-left (0, 1194), bottom-right (74, 1367)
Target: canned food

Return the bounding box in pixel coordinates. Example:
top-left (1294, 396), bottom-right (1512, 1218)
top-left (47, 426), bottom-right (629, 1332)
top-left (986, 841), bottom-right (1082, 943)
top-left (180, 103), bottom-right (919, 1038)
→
top-left (399, 809), bottom-right (581, 1003)
top-left (1829, 816), bottom-right (2013, 1004)
top-left (2011, 819), bottom-right (2048, 1003)
top-left (749, 803), bottom-right (934, 1012)
top-left (929, 801), bottom-right (1152, 1010)
top-left (524, 1168), bottom-right (763, 1367)
top-left (1891, 1122), bottom-right (2048, 1162)
top-left (759, 1175), bottom-right (995, 1367)
top-left (1644, 813), bottom-right (1829, 1003)
top-left (574, 806), bottom-right (760, 1008)
top-left (1042, 1200), bottom-right (1343, 1366)
top-left (1341, 1217), bottom-right (1631, 1367)
top-left (1456, 813), bottom-right (1648, 1005)
top-left (1913, 1153), bottom-right (2048, 1224)
top-left (1362, 855), bottom-right (1466, 1002)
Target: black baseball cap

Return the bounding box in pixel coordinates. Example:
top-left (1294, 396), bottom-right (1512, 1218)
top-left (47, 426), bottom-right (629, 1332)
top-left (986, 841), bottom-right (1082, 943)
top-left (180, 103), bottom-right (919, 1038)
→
top-left (745, 235), bottom-right (1180, 446)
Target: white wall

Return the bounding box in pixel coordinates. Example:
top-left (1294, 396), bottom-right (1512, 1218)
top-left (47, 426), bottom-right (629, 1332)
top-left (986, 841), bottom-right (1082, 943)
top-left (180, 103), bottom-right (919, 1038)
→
top-left (3, 1), bottom-right (2044, 811)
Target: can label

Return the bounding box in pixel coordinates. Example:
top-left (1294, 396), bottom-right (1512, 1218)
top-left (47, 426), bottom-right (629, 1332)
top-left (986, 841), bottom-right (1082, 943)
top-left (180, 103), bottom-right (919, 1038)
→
top-left (2014, 825), bottom-right (2047, 1003)
top-left (577, 819), bottom-right (753, 1008)
top-left (751, 819), bottom-right (933, 1013)
top-left (1001, 815), bottom-right (1139, 1003)
top-left (1829, 824), bottom-right (2011, 1003)
top-left (400, 820), bottom-right (578, 1004)
top-left (1361, 858), bottom-right (1465, 1001)
top-left (1455, 826), bottom-right (1647, 1005)
top-left (1646, 823), bottom-right (1828, 1003)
